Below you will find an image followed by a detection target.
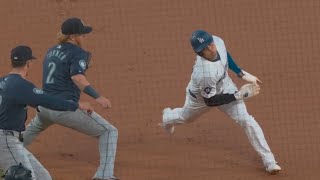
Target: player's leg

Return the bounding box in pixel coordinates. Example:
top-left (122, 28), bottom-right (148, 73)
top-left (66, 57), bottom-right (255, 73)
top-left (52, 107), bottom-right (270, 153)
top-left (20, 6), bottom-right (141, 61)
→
top-left (0, 132), bottom-right (36, 179)
top-left (23, 112), bottom-right (54, 147)
top-left (162, 105), bottom-right (208, 124)
top-left (161, 93), bottom-right (210, 133)
top-left (37, 107), bottom-right (118, 179)
top-left (26, 149), bottom-right (52, 180)
top-left (218, 100), bottom-right (281, 173)
top-left (89, 112), bottom-right (118, 180)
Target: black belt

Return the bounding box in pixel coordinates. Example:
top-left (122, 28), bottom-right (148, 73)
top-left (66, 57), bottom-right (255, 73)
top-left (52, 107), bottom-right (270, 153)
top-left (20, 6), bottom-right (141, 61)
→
top-left (2, 130), bottom-right (24, 142)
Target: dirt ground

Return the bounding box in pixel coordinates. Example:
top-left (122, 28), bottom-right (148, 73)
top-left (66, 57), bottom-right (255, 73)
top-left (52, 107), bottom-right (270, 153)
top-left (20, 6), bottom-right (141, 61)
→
top-left (1, 0), bottom-right (320, 180)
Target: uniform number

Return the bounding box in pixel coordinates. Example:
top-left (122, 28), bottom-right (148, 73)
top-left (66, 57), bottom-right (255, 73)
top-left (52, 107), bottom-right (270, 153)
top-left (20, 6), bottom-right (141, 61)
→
top-left (46, 62), bottom-right (56, 84)
top-left (0, 95), bottom-right (2, 105)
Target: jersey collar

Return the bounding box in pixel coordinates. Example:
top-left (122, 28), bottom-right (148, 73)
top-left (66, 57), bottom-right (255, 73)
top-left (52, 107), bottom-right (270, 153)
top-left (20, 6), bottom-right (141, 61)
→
top-left (202, 52), bottom-right (221, 62)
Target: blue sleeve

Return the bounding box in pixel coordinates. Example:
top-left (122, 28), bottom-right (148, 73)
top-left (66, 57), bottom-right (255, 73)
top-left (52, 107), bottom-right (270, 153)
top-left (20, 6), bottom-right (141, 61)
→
top-left (70, 51), bottom-right (90, 76)
top-left (13, 80), bottom-right (78, 111)
top-left (227, 52), bottom-right (242, 75)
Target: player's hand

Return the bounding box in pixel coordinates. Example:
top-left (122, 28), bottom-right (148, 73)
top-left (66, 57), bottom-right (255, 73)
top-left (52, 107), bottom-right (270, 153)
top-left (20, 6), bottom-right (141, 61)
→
top-left (234, 83), bottom-right (260, 100)
top-left (96, 96), bottom-right (112, 109)
top-left (241, 70), bottom-right (262, 84)
top-left (79, 102), bottom-right (94, 115)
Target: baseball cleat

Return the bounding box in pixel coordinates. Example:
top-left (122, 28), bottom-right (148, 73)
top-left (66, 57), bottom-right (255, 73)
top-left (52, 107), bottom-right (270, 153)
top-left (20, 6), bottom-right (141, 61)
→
top-left (265, 163), bottom-right (281, 174)
top-left (160, 123), bottom-right (175, 134)
top-left (159, 108), bottom-right (175, 134)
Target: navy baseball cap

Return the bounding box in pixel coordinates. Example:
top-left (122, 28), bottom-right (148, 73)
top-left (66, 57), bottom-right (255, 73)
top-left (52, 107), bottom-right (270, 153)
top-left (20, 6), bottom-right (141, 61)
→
top-left (61, 17), bottom-right (92, 35)
top-left (11, 46), bottom-right (36, 61)
top-left (190, 30), bottom-right (213, 53)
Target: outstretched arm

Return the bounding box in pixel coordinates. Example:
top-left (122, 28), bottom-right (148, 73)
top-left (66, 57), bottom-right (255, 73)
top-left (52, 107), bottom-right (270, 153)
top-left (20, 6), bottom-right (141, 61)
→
top-left (203, 83), bottom-right (261, 107)
top-left (227, 51), bottom-right (242, 75)
top-left (227, 51), bottom-right (262, 84)
top-left (14, 81), bottom-right (78, 111)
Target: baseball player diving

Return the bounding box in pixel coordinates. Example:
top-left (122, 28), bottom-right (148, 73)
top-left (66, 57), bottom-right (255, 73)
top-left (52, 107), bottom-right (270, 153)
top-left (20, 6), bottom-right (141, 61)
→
top-left (23, 18), bottom-right (119, 180)
top-left (160, 30), bottom-right (281, 174)
top-left (0, 45), bottom-right (93, 180)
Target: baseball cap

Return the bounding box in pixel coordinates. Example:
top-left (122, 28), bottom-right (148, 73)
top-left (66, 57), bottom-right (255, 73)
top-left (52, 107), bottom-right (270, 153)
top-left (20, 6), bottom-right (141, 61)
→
top-left (61, 17), bottom-right (92, 35)
top-left (11, 46), bottom-right (36, 62)
top-left (190, 30), bottom-right (213, 53)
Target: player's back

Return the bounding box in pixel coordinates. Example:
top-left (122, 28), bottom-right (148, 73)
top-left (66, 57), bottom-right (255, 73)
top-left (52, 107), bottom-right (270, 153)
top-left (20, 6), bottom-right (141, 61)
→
top-left (42, 42), bottom-right (90, 102)
top-left (0, 75), bottom-right (29, 131)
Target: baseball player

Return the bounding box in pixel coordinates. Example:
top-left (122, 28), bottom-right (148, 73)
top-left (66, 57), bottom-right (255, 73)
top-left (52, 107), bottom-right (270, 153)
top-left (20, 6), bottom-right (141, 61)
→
top-left (23, 18), bottom-right (118, 180)
top-left (160, 30), bottom-right (281, 174)
top-left (0, 45), bottom-right (93, 180)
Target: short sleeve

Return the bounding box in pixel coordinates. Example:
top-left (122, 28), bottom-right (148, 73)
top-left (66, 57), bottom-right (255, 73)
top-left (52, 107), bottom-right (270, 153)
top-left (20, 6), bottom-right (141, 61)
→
top-left (200, 76), bottom-right (217, 98)
top-left (70, 51), bottom-right (90, 76)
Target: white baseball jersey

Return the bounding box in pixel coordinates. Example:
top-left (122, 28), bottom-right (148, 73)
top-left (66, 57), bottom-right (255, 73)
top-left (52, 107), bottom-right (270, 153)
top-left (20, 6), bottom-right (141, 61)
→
top-left (187, 35), bottom-right (237, 106)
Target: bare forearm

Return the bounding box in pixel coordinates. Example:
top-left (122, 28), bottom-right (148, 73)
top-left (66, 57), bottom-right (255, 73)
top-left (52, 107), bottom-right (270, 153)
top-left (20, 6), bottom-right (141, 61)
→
top-left (71, 74), bottom-right (102, 99)
top-left (71, 74), bottom-right (90, 91)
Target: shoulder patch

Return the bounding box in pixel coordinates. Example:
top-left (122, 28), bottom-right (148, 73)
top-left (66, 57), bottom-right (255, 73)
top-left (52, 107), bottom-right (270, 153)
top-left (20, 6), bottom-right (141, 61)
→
top-left (204, 87), bottom-right (212, 94)
top-left (79, 60), bottom-right (87, 70)
top-left (33, 88), bottom-right (44, 95)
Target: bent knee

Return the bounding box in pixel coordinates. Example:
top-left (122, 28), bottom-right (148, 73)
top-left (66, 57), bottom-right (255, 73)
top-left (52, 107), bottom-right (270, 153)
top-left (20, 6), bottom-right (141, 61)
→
top-left (102, 125), bottom-right (118, 136)
top-left (109, 126), bottom-right (118, 136)
top-left (233, 115), bottom-right (257, 127)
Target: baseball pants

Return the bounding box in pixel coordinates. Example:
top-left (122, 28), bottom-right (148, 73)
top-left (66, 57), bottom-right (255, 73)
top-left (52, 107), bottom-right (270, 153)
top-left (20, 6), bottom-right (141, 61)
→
top-left (23, 107), bottom-right (118, 179)
top-left (163, 83), bottom-right (277, 167)
top-left (0, 130), bottom-right (51, 180)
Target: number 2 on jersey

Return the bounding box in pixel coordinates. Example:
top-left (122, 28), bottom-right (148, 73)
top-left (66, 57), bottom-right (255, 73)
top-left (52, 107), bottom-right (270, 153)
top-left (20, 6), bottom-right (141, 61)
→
top-left (46, 62), bottom-right (56, 84)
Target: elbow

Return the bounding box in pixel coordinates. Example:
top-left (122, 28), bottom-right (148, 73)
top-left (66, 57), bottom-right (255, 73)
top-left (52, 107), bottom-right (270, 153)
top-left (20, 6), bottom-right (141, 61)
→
top-left (204, 97), bottom-right (218, 107)
top-left (71, 74), bottom-right (83, 82)
top-left (71, 74), bottom-right (90, 90)
top-left (205, 102), bottom-right (216, 107)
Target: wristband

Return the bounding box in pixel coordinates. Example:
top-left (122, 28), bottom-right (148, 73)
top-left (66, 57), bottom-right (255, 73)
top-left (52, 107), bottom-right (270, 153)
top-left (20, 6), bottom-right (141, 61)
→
top-left (83, 85), bottom-right (100, 99)
top-left (237, 71), bottom-right (245, 78)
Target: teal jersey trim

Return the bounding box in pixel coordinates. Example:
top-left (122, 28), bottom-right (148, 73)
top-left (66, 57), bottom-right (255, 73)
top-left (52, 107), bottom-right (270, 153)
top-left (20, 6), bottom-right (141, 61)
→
top-left (227, 52), bottom-right (242, 74)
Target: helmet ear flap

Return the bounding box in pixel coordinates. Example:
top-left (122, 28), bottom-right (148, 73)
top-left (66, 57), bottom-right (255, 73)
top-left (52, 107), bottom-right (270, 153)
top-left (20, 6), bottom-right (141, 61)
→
top-left (4, 163), bottom-right (32, 180)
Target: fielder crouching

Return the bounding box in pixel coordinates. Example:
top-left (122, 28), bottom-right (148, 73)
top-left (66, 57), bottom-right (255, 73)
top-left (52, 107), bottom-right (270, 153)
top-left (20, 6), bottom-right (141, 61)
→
top-left (23, 18), bottom-right (119, 180)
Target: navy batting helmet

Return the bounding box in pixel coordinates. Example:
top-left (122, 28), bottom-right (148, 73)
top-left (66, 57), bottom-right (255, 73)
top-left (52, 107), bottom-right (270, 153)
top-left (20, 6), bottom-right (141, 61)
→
top-left (190, 30), bottom-right (213, 53)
